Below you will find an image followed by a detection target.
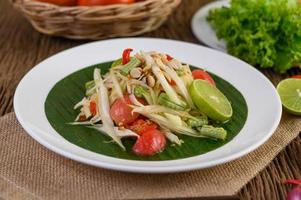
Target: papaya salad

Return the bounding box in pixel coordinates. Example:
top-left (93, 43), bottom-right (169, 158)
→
top-left (71, 49), bottom-right (233, 156)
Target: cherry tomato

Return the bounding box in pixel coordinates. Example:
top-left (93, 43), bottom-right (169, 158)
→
top-left (78, 0), bottom-right (135, 6)
top-left (166, 54), bottom-right (173, 61)
top-left (89, 101), bottom-right (97, 116)
top-left (122, 48), bottom-right (133, 65)
top-left (37, 0), bottom-right (77, 6)
top-left (110, 95), bottom-right (139, 126)
top-left (129, 119), bottom-right (158, 135)
top-left (132, 129), bottom-right (166, 156)
top-left (192, 69), bottom-right (216, 86)
top-left (291, 75), bottom-right (301, 79)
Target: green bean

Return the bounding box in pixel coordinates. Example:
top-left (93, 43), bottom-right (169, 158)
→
top-left (197, 125), bottom-right (227, 140)
top-left (187, 116), bottom-right (208, 127)
top-left (120, 57), bottom-right (141, 75)
top-left (158, 93), bottom-right (187, 111)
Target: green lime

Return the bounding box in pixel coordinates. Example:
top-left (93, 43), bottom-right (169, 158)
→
top-left (277, 78), bottom-right (301, 116)
top-left (189, 80), bottom-right (233, 122)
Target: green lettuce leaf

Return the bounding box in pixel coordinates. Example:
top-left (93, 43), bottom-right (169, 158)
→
top-left (208, 0), bottom-right (301, 73)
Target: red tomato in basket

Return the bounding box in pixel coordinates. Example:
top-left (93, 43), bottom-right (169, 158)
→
top-left (291, 75), bottom-right (301, 79)
top-left (133, 129), bottom-right (166, 156)
top-left (78, 0), bottom-right (135, 6)
top-left (110, 95), bottom-right (140, 126)
top-left (192, 69), bottom-right (216, 86)
top-left (37, 0), bottom-right (77, 6)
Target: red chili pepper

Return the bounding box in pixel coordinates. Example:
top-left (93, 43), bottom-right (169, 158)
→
top-left (291, 75), bottom-right (301, 79)
top-left (166, 54), bottom-right (173, 61)
top-left (90, 101), bottom-right (97, 116)
top-left (283, 180), bottom-right (301, 185)
top-left (168, 79), bottom-right (176, 86)
top-left (79, 115), bottom-right (87, 121)
top-left (122, 48), bottom-right (133, 65)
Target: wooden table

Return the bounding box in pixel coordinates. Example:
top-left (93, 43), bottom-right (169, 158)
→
top-left (0, 0), bottom-right (300, 199)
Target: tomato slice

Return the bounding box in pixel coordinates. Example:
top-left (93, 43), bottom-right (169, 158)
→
top-left (122, 48), bottom-right (133, 65)
top-left (89, 101), bottom-right (97, 116)
top-left (129, 119), bottom-right (158, 135)
top-left (192, 69), bottom-right (216, 86)
top-left (132, 129), bottom-right (166, 156)
top-left (110, 95), bottom-right (139, 126)
top-left (291, 75), bottom-right (301, 79)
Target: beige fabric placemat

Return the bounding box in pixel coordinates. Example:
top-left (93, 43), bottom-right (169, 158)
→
top-left (0, 112), bottom-right (300, 200)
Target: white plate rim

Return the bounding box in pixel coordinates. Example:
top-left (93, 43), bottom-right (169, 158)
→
top-left (13, 38), bottom-right (282, 173)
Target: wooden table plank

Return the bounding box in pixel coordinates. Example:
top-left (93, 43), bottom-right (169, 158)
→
top-left (0, 0), bottom-right (300, 199)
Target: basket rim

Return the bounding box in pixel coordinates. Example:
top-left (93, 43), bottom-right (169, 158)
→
top-left (17, 0), bottom-right (180, 9)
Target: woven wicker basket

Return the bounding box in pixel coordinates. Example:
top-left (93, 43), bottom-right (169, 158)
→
top-left (11, 0), bottom-right (181, 40)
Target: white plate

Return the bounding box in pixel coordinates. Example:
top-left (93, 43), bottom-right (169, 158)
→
top-left (14, 38), bottom-right (281, 173)
top-left (191, 0), bottom-right (230, 52)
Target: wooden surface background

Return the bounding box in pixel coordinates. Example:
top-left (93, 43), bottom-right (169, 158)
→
top-left (0, 0), bottom-right (300, 199)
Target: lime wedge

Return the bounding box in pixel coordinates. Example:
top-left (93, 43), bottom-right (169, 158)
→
top-left (189, 80), bottom-right (233, 122)
top-left (277, 78), bottom-right (301, 116)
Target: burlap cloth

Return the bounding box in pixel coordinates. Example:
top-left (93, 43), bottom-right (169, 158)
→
top-left (0, 112), bottom-right (300, 200)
